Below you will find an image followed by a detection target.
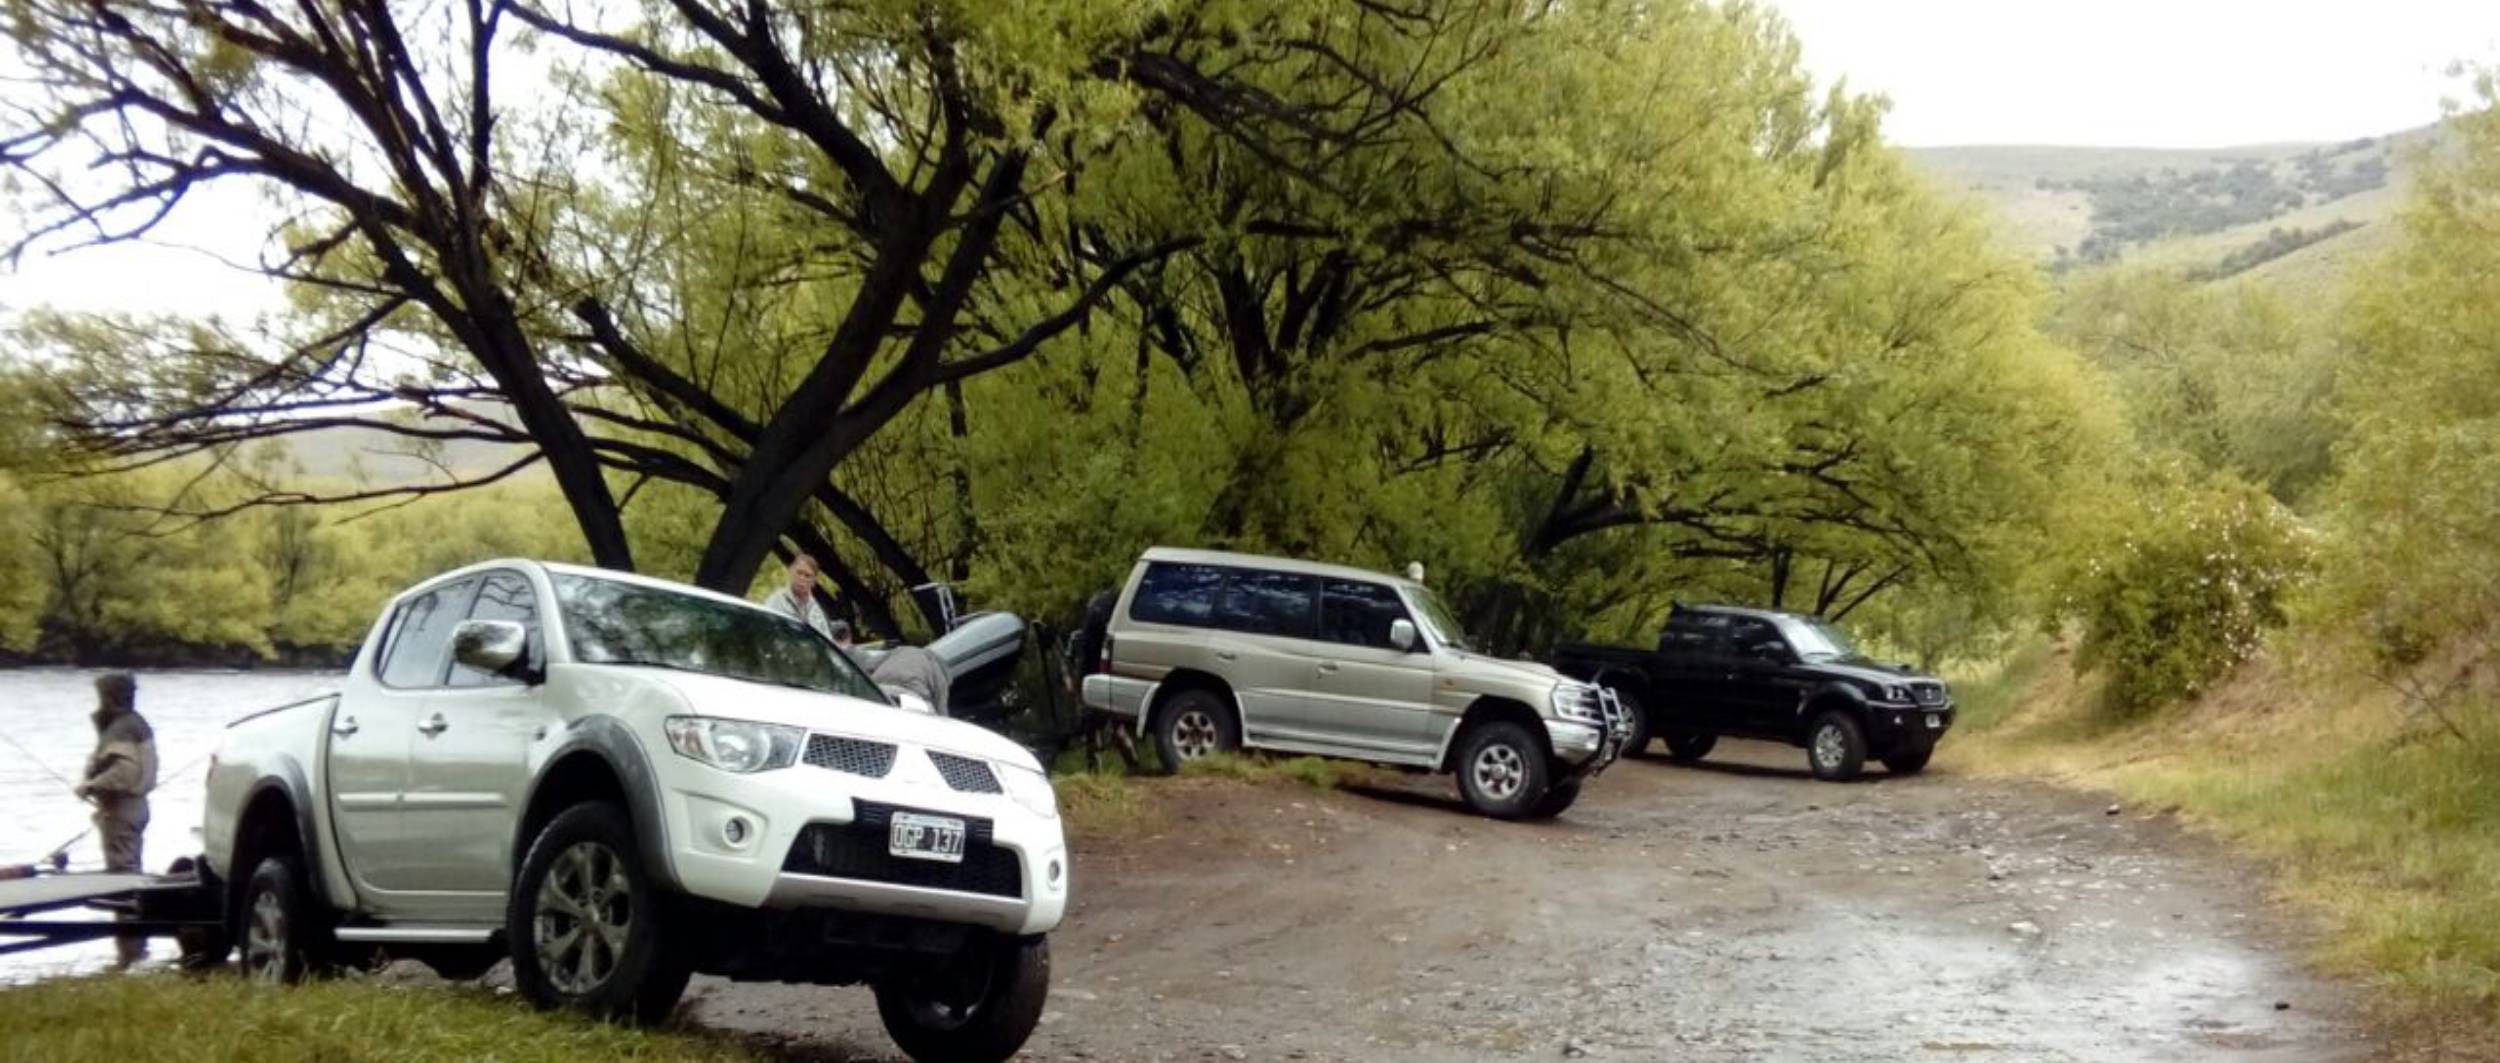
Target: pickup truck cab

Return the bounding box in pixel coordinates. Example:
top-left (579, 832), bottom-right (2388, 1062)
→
top-left (1081, 547), bottom-right (1628, 818)
top-left (1551, 604), bottom-right (1953, 781)
top-left (198, 561), bottom-right (1066, 1063)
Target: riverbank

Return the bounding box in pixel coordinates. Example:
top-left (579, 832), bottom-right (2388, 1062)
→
top-left (1954, 640), bottom-right (2500, 1057)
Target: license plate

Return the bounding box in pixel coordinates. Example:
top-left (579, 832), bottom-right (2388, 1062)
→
top-left (1925, 713), bottom-right (1943, 730)
top-left (888, 812), bottom-right (966, 863)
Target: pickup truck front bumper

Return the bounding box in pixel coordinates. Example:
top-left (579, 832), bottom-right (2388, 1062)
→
top-left (653, 732), bottom-right (1069, 937)
top-left (1865, 702), bottom-right (1956, 753)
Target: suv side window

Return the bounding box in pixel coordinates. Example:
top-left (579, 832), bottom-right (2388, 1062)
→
top-left (1211, 569), bottom-right (1318, 639)
top-left (1130, 562), bottom-right (1225, 626)
top-left (1317, 579), bottom-right (1409, 648)
top-left (449, 571), bottom-right (540, 688)
top-left (378, 577), bottom-right (480, 688)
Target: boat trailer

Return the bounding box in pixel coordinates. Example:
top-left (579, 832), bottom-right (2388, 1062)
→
top-left (0, 862), bottom-right (223, 959)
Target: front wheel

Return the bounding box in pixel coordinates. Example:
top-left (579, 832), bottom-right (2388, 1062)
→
top-left (876, 934), bottom-right (1052, 1063)
top-left (1883, 748), bottom-right (1933, 776)
top-left (1526, 779), bottom-right (1583, 819)
top-left (507, 801), bottom-right (689, 1024)
top-left (1806, 711), bottom-right (1868, 782)
top-left (1456, 721), bottom-right (1552, 819)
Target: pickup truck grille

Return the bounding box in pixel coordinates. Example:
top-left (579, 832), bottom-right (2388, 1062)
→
top-left (782, 801), bottom-right (1023, 899)
top-left (927, 751), bottom-right (1003, 794)
top-left (805, 735), bottom-right (897, 778)
top-left (1912, 682), bottom-right (1948, 706)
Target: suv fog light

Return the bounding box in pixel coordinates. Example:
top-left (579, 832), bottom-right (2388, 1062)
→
top-left (723, 816), bottom-right (752, 847)
top-left (1048, 858), bottom-right (1062, 886)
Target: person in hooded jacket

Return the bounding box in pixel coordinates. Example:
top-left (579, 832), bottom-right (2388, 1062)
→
top-left (73, 671), bottom-right (158, 968)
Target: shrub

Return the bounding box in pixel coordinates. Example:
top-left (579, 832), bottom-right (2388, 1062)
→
top-left (2058, 475), bottom-right (2312, 715)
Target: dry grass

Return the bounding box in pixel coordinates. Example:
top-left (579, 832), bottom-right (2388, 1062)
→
top-left (1955, 639), bottom-right (2500, 1049)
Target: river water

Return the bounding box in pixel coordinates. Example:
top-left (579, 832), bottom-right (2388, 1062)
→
top-left (0, 668), bottom-right (343, 982)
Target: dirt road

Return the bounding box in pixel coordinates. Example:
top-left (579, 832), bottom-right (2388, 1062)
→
top-left (690, 742), bottom-right (2373, 1061)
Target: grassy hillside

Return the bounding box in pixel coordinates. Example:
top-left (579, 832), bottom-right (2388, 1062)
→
top-left (1912, 125), bottom-right (2441, 297)
top-left (1954, 640), bottom-right (2500, 1051)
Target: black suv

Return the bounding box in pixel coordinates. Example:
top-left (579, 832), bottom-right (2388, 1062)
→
top-left (1550, 604), bottom-right (1952, 781)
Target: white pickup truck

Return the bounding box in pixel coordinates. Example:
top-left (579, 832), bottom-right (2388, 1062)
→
top-left (194, 560), bottom-right (1068, 1063)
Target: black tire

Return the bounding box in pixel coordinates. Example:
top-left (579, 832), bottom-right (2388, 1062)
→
top-left (1455, 721), bottom-right (1552, 820)
top-left (1150, 687), bottom-right (1240, 774)
top-left (1806, 710), bottom-right (1868, 782)
top-left (876, 934), bottom-right (1052, 1063)
top-left (1663, 732), bottom-right (1718, 763)
top-left (1526, 779), bottom-right (1583, 820)
top-left (507, 801), bottom-right (690, 1024)
top-left (1607, 686), bottom-right (1654, 758)
top-left (236, 852), bottom-right (331, 984)
top-left (1883, 748), bottom-right (1933, 776)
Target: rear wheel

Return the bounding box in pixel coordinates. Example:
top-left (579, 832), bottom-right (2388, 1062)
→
top-left (507, 801), bottom-right (690, 1024)
top-left (1663, 732), bottom-right (1718, 763)
top-left (236, 852), bottom-right (330, 984)
top-left (1883, 748), bottom-right (1933, 776)
top-left (1806, 711), bottom-right (1868, 782)
top-left (1151, 688), bottom-right (1239, 774)
top-left (876, 934), bottom-right (1052, 1063)
top-left (1456, 721), bottom-right (1551, 819)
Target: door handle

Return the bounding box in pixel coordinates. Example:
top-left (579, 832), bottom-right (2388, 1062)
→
top-left (1317, 662), bottom-right (1341, 674)
top-left (331, 715), bottom-right (359, 738)
top-left (1215, 650), bottom-right (1238, 661)
top-left (417, 713), bottom-right (449, 737)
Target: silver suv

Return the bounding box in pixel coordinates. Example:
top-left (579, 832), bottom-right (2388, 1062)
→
top-left (1080, 548), bottom-right (1628, 818)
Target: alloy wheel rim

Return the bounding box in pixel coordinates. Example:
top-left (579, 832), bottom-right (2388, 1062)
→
top-left (534, 840), bottom-right (633, 996)
top-left (1814, 725), bottom-right (1846, 768)
top-left (1472, 743), bottom-right (1526, 800)
top-left (1173, 710), bottom-right (1219, 760)
top-left (245, 888), bottom-right (286, 982)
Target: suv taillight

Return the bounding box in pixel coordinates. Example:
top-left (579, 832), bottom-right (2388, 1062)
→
top-left (1098, 633), bottom-right (1115, 675)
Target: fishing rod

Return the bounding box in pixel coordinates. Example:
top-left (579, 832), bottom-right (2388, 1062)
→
top-left (0, 729), bottom-right (78, 791)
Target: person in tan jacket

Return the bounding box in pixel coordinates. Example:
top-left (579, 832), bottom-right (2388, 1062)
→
top-left (73, 671), bottom-right (157, 967)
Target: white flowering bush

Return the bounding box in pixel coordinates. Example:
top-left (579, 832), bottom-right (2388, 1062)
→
top-left (2059, 477), bottom-right (2313, 716)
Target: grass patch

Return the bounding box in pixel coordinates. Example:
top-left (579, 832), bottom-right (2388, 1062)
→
top-left (0, 973), bottom-right (756, 1063)
top-left (1177, 752), bottom-right (1385, 789)
top-left (1053, 768), bottom-right (1162, 840)
top-left (1959, 638), bottom-right (2500, 1039)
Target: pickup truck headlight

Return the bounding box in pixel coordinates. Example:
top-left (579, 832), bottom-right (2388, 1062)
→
top-left (664, 716), bottom-right (803, 773)
top-left (1000, 764), bottom-right (1060, 820)
top-left (1881, 684), bottom-right (1912, 704)
top-left (1550, 683), bottom-right (1603, 724)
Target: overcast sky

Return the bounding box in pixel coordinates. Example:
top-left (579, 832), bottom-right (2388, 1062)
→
top-left (1770, 0), bottom-right (2500, 147)
top-left (6, 2), bottom-right (2497, 320)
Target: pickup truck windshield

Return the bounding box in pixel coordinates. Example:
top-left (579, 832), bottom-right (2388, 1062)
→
top-left (1408, 586), bottom-right (1475, 653)
top-left (1773, 615), bottom-right (1858, 660)
top-left (553, 575), bottom-right (888, 702)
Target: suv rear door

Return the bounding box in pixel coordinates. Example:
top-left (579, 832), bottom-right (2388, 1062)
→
top-left (1302, 578), bottom-right (1438, 762)
top-left (1123, 561), bottom-right (1320, 745)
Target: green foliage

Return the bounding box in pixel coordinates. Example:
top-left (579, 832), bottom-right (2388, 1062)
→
top-left (2303, 77), bottom-right (2500, 727)
top-left (2050, 269), bottom-right (2340, 503)
top-left (2056, 471), bottom-right (2313, 715)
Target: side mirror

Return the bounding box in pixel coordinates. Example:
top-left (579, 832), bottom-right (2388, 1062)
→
top-left (1388, 618), bottom-right (1420, 652)
top-left (883, 685), bottom-right (936, 714)
top-left (452, 619), bottom-right (536, 682)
